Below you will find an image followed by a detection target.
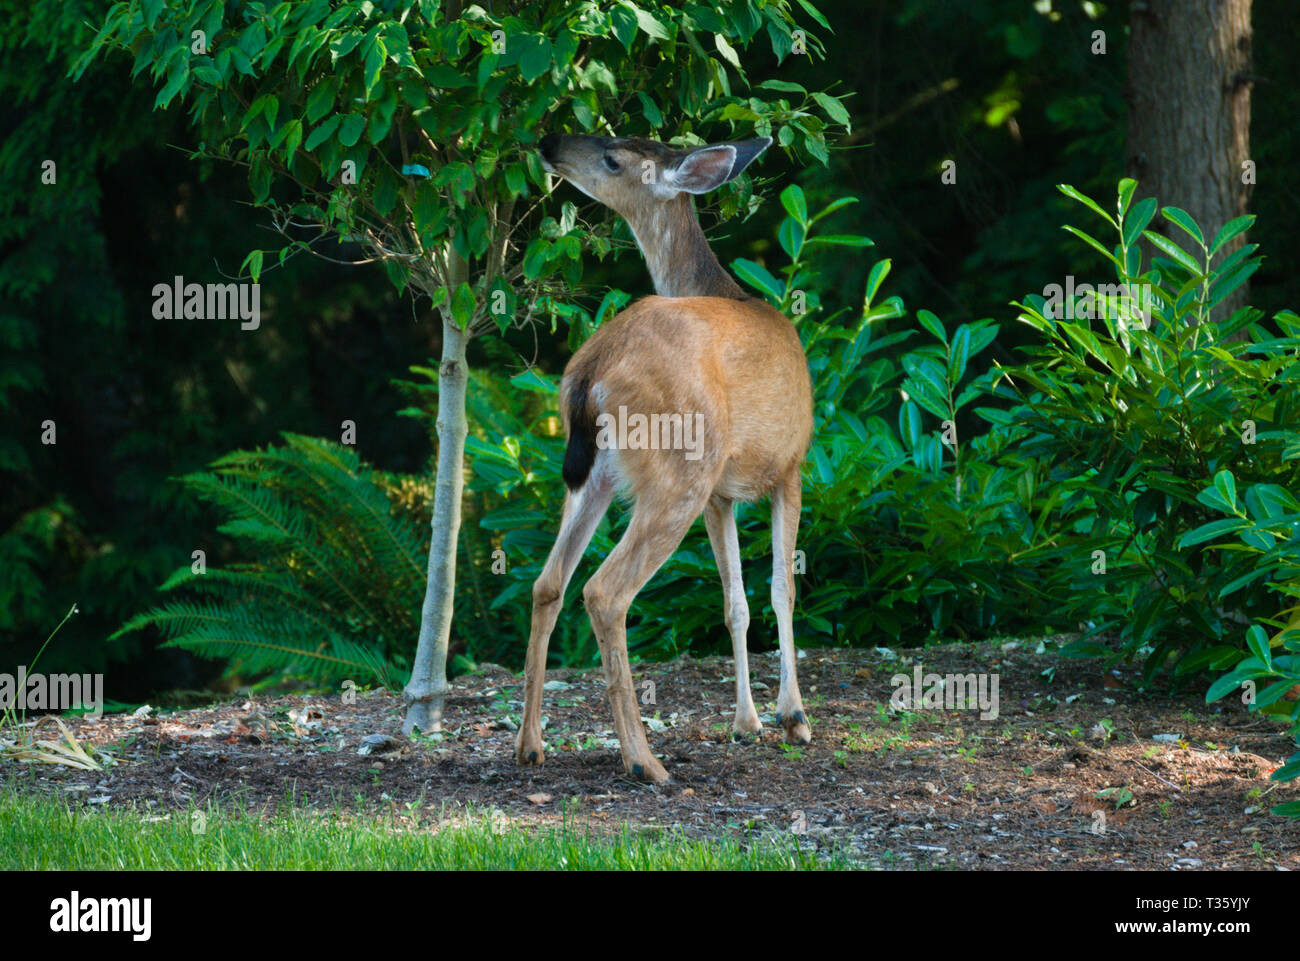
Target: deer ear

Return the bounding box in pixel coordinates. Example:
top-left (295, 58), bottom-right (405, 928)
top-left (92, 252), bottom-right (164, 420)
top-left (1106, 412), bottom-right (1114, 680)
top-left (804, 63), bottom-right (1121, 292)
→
top-left (666, 138), bottom-right (772, 194)
top-left (665, 145), bottom-right (737, 194)
top-left (725, 137), bottom-right (772, 180)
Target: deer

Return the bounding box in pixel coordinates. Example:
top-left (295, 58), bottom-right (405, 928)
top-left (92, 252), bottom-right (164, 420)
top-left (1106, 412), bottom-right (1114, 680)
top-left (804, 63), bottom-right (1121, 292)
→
top-left (515, 133), bottom-right (813, 783)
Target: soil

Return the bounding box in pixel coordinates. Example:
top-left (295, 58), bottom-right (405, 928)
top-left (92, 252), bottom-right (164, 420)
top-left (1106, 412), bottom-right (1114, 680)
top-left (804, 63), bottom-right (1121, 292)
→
top-left (5, 639), bottom-right (1298, 869)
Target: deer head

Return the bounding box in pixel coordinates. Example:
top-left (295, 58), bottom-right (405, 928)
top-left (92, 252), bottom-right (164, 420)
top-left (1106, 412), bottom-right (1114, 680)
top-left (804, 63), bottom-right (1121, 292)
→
top-left (537, 133), bottom-right (772, 298)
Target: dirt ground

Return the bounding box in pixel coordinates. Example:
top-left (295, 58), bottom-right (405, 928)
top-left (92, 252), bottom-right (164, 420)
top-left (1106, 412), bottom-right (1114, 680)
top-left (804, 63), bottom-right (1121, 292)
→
top-left (5, 639), bottom-right (1298, 869)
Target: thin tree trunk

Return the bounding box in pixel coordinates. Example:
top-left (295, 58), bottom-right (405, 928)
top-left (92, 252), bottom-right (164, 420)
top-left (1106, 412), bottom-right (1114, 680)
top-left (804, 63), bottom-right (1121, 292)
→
top-left (1126, 0), bottom-right (1253, 319)
top-left (402, 257), bottom-right (470, 734)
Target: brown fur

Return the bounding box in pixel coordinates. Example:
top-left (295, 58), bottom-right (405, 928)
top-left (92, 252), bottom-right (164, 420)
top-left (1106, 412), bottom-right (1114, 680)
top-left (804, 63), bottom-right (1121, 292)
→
top-left (563, 296), bottom-right (812, 501)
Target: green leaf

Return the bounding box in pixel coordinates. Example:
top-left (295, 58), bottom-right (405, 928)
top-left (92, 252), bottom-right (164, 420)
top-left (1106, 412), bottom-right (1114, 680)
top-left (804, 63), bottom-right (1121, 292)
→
top-left (916, 309), bottom-right (946, 344)
top-left (1063, 225), bottom-right (1122, 270)
top-left (809, 196), bottom-right (858, 223)
top-left (330, 30), bottom-right (362, 62)
top-left (779, 186), bottom-right (807, 226)
top-left (810, 443), bottom-right (834, 485)
top-left (637, 92), bottom-right (663, 127)
top-left (304, 114), bottom-right (341, 151)
top-left (811, 91), bottom-right (850, 129)
top-left (1141, 230), bottom-right (1201, 275)
top-left (1212, 469), bottom-right (1238, 513)
top-left (898, 399), bottom-right (922, 447)
top-left (338, 113), bottom-right (366, 147)
top-left (241, 249), bottom-right (264, 284)
top-left (480, 507), bottom-right (547, 530)
top-left (1162, 206), bottom-right (1204, 247)
top-left (518, 35), bottom-right (552, 82)
top-left (901, 355), bottom-right (950, 409)
top-left (758, 79), bottom-right (806, 94)
top-left (505, 164), bottom-right (527, 197)
top-left (228, 47), bottom-right (254, 76)
top-left (903, 379), bottom-right (947, 420)
top-left (1271, 755), bottom-right (1300, 784)
top-left (192, 64), bottom-right (222, 86)
top-left (425, 63), bottom-right (474, 89)
top-left (610, 4), bottom-right (637, 50)
top-left (450, 283), bottom-right (476, 330)
top-left (282, 119), bottom-right (303, 162)
top-left (795, 0), bottom-right (832, 30)
top-left (1246, 625), bottom-right (1273, 671)
top-left (1210, 215), bottom-right (1255, 256)
top-left (1057, 184), bottom-right (1117, 228)
top-left (714, 33), bottom-right (741, 69)
top-left (777, 219), bottom-right (805, 260)
top-left (863, 259), bottom-right (890, 307)
top-left (154, 64), bottom-right (189, 109)
top-left (1122, 197), bottom-right (1157, 249)
top-left (632, 6), bottom-right (669, 40)
top-left (510, 369), bottom-right (558, 394)
top-left (364, 37), bottom-right (386, 94)
top-left (1245, 484), bottom-right (1300, 519)
top-left (306, 78), bottom-right (337, 124)
top-left (1117, 178), bottom-right (1137, 216)
top-left (1177, 517), bottom-right (1252, 548)
top-left (732, 258), bottom-right (783, 302)
top-left (949, 324), bottom-right (971, 384)
top-left (804, 234), bottom-right (873, 248)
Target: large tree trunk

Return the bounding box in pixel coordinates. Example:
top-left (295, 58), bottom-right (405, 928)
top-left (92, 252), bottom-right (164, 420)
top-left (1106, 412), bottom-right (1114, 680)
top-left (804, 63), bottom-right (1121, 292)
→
top-left (1126, 0), bottom-right (1253, 318)
top-left (402, 259), bottom-right (470, 735)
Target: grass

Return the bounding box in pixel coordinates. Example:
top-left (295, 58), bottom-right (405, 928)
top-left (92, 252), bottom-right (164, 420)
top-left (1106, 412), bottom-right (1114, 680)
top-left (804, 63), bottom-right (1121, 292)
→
top-left (0, 791), bottom-right (845, 870)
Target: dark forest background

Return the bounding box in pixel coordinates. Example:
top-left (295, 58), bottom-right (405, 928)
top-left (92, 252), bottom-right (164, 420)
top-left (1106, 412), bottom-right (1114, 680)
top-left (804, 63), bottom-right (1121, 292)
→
top-left (3, 0), bottom-right (1298, 704)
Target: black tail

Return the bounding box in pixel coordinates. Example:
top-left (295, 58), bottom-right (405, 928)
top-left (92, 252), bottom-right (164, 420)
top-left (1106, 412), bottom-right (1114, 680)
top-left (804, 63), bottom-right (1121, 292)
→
top-left (562, 376), bottom-right (598, 490)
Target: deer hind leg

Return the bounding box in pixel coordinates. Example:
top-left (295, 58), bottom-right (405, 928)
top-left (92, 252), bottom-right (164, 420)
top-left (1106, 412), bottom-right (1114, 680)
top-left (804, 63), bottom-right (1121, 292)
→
top-left (704, 496), bottom-right (761, 738)
top-left (516, 467), bottom-right (615, 767)
top-left (771, 466), bottom-right (811, 744)
top-left (583, 487), bottom-right (712, 783)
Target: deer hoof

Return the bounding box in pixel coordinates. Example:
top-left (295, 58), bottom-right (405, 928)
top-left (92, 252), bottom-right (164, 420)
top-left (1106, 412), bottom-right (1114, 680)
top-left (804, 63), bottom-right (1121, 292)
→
top-left (627, 756), bottom-right (669, 783)
top-left (732, 711), bottom-right (763, 740)
top-left (515, 729), bottom-right (545, 766)
top-left (777, 710), bottom-right (812, 745)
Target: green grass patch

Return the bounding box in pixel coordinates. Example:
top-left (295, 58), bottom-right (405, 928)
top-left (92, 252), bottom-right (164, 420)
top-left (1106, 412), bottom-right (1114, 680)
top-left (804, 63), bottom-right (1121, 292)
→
top-left (0, 791), bottom-right (845, 870)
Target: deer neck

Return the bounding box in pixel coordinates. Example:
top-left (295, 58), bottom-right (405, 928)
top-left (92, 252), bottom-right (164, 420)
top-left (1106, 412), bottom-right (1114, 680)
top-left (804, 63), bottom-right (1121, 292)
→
top-left (623, 194), bottom-right (747, 300)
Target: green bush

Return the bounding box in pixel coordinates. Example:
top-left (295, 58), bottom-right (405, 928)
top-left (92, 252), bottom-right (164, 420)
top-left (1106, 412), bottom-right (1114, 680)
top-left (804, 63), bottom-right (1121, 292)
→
top-left (988, 181), bottom-right (1300, 679)
top-left (1183, 471), bottom-right (1300, 817)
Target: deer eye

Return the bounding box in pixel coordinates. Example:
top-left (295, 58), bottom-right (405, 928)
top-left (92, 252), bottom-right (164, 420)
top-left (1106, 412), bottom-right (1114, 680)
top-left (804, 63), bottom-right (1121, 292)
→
top-left (602, 154), bottom-right (621, 173)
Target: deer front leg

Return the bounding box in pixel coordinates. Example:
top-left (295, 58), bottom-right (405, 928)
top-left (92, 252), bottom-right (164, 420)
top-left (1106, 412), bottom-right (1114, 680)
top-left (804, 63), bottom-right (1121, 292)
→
top-left (771, 470), bottom-right (811, 744)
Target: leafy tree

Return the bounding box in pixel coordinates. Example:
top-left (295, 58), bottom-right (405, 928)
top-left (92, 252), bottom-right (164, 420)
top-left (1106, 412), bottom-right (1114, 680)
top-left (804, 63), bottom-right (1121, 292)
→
top-left (76, 0), bottom-right (848, 731)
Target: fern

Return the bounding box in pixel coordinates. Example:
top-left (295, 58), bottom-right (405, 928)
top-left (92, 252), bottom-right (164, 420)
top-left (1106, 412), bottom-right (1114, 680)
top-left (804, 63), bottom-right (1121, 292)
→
top-left (114, 434), bottom-right (424, 688)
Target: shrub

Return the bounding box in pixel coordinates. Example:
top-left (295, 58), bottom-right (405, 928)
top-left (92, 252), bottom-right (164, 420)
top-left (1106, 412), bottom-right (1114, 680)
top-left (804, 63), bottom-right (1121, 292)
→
top-left (988, 181), bottom-right (1300, 679)
top-left (1184, 471), bottom-right (1300, 817)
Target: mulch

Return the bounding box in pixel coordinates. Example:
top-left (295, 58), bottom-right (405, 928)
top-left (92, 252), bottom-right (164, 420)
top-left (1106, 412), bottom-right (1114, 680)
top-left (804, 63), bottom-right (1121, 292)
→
top-left (5, 639), bottom-right (1297, 869)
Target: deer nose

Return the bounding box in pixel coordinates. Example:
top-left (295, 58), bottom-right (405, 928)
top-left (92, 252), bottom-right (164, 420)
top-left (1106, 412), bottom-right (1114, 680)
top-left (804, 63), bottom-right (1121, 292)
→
top-left (538, 134), bottom-right (559, 162)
